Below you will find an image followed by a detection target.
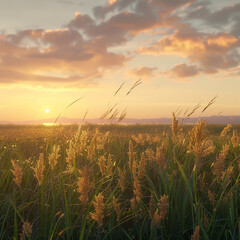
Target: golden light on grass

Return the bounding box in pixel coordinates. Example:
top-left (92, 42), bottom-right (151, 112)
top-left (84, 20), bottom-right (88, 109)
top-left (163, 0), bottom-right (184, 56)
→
top-left (1, 120), bottom-right (240, 239)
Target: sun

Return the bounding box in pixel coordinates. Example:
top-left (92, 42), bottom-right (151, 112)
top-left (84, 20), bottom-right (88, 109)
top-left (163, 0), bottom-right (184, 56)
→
top-left (45, 109), bottom-right (50, 113)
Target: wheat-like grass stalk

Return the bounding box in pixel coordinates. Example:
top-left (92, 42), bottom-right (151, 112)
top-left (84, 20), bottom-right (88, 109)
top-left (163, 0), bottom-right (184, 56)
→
top-left (138, 152), bottom-right (146, 180)
top-left (98, 155), bottom-right (106, 175)
top-left (113, 196), bottom-right (121, 221)
top-left (118, 167), bottom-right (126, 192)
top-left (155, 146), bottom-right (165, 168)
top-left (133, 175), bottom-right (142, 203)
top-left (189, 120), bottom-right (215, 168)
top-left (220, 124), bottom-right (232, 137)
top-left (66, 140), bottom-right (75, 172)
top-left (128, 140), bottom-right (134, 172)
top-left (130, 197), bottom-right (136, 211)
top-left (213, 144), bottom-right (229, 178)
top-left (11, 160), bottom-right (23, 188)
top-left (231, 129), bottom-right (239, 147)
top-left (90, 192), bottom-right (104, 227)
top-left (19, 221), bottom-right (32, 240)
top-left (32, 153), bottom-right (45, 186)
top-left (48, 144), bottom-right (60, 170)
top-left (153, 195), bottom-right (169, 227)
top-left (208, 190), bottom-right (216, 206)
top-left (77, 167), bottom-right (91, 205)
top-left (171, 112), bottom-right (179, 139)
top-left (191, 225), bottom-right (200, 240)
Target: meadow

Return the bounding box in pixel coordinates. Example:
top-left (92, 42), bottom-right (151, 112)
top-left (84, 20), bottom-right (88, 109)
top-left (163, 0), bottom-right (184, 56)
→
top-left (0, 120), bottom-right (240, 239)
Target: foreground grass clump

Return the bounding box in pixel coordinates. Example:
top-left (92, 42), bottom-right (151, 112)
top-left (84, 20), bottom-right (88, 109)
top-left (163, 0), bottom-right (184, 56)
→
top-left (0, 121), bottom-right (240, 239)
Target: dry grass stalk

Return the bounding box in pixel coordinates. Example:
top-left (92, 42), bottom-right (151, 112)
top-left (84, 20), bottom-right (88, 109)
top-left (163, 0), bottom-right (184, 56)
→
top-left (203, 211), bottom-right (209, 228)
top-left (231, 130), bottom-right (239, 147)
top-left (90, 192), bottom-right (104, 226)
top-left (66, 140), bottom-right (75, 172)
top-left (138, 152), bottom-right (146, 180)
top-left (126, 79), bottom-right (142, 96)
top-left (145, 148), bottom-right (155, 161)
top-left (220, 124), bottom-right (232, 137)
top-left (130, 198), bottom-right (135, 211)
top-left (48, 144), bottom-right (60, 170)
top-left (191, 225), bottom-right (200, 240)
top-left (114, 81), bottom-right (125, 96)
top-left (202, 96), bottom-right (217, 113)
top-left (155, 146), bottom-right (165, 168)
top-left (77, 167), bottom-right (91, 205)
top-left (33, 153), bottom-right (45, 186)
top-left (11, 160), bottom-right (23, 188)
top-left (222, 166), bottom-right (233, 183)
top-left (97, 131), bottom-right (109, 150)
top-left (153, 195), bottom-right (169, 227)
top-left (87, 135), bottom-right (97, 162)
top-left (132, 159), bottom-right (137, 178)
top-left (128, 140), bottom-right (135, 172)
top-left (133, 175), bottom-right (142, 203)
top-left (20, 221), bottom-right (32, 240)
top-left (98, 155), bottom-right (106, 175)
top-left (113, 196), bottom-right (121, 221)
top-left (213, 144), bottom-right (229, 178)
top-left (73, 126), bottom-right (88, 156)
top-left (208, 190), bottom-right (216, 206)
top-left (118, 167), bottom-right (126, 192)
top-left (106, 154), bottom-right (113, 176)
top-left (171, 112), bottom-right (179, 139)
top-left (189, 120), bottom-right (215, 168)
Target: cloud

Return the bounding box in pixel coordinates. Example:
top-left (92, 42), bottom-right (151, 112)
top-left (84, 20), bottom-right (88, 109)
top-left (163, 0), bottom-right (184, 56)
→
top-left (0, 28), bottom-right (128, 87)
top-left (1, 0), bottom-right (240, 88)
top-left (139, 27), bottom-right (240, 74)
top-left (185, 2), bottom-right (240, 36)
top-left (169, 63), bottom-right (199, 78)
top-left (128, 66), bottom-right (157, 80)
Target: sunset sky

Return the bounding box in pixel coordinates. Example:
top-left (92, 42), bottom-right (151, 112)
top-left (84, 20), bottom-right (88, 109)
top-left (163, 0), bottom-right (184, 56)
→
top-left (0, 0), bottom-right (240, 122)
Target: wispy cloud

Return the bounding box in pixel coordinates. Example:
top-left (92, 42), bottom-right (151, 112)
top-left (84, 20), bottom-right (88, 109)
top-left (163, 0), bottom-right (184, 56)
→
top-left (0, 0), bottom-right (240, 87)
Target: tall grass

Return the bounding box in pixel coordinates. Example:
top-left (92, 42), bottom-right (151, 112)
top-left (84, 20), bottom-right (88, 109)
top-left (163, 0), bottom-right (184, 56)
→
top-left (0, 121), bottom-right (239, 239)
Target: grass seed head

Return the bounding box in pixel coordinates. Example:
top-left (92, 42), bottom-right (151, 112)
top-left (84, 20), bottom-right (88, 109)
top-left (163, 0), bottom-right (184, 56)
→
top-left (20, 221), bottom-right (32, 240)
top-left (33, 153), bottom-right (45, 186)
top-left (113, 196), bottom-right (121, 221)
top-left (220, 124), bottom-right (232, 137)
top-left (213, 144), bottom-right (229, 178)
top-left (48, 144), bottom-right (60, 170)
top-left (77, 167), bottom-right (91, 205)
top-left (133, 176), bottom-right (142, 203)
top-left (171, 112), bottom-right (179, 139)
top-left (90, 192), bottom-right (104, 226)
top-left (11, 160), bottom-right (23, 188)
top-left (191, 225), bottom-right (200, 240)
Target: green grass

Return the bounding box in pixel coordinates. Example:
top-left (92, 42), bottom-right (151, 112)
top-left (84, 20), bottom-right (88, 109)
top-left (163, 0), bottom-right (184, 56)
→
top-left (0, 123), bottom-right (240, 239)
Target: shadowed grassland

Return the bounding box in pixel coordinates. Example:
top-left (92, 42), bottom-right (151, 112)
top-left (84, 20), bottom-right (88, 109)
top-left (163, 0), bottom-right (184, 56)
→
top-left (0, 122), bottom-right (240, 239)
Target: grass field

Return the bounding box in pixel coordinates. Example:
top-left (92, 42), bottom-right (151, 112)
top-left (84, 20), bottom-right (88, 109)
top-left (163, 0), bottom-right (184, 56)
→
top-left (0, 120), bottom-right (240, 239)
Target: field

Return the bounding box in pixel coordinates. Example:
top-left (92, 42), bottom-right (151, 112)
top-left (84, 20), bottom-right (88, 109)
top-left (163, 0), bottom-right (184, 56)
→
top-left (0, 120), bottom-right (240, 239)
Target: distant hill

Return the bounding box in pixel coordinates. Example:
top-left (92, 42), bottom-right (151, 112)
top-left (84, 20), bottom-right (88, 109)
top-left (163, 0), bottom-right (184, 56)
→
top-left (1, 115), bottom-right (240, 125)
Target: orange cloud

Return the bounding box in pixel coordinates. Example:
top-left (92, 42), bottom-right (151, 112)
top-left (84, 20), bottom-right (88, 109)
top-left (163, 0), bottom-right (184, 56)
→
top-left (139, 28), bottom-right (240, 74)
top-left (1, 0), bottom-right (240, 88)
top-left (0, 28), bottom-right (128, 87)
top-left (169, 63), bottom-right (199, 78)
top-left (128, 66), bottom-right (157, 80)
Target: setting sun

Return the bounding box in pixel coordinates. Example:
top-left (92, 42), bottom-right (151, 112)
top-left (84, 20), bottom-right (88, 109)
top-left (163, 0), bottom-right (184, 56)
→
top-left (45, 109), bottom-right (50, 113)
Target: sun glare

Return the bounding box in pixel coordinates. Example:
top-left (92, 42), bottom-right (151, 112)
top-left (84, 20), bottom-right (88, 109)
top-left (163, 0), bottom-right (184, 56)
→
top-left (45, 109), bottom-right (50, 113)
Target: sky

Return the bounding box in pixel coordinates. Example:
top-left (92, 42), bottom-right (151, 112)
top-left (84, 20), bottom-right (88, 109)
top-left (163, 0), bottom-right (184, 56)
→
top-left (0, 0), bottom-right (240, 122)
